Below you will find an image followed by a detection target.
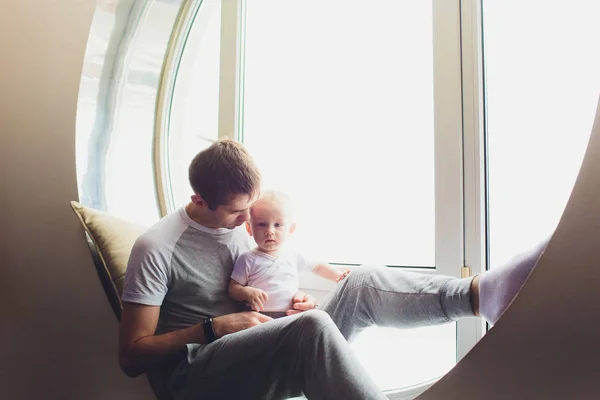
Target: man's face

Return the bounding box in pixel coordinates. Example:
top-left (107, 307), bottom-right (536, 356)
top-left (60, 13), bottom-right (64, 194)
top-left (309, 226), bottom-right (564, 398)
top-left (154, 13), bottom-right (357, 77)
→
top-left (210, 193), bottom-right (257, 229)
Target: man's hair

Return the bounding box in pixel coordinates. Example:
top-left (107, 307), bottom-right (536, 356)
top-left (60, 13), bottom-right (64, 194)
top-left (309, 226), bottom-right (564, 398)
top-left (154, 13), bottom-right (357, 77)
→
top-left (188, 139), bottom-right (261, 210)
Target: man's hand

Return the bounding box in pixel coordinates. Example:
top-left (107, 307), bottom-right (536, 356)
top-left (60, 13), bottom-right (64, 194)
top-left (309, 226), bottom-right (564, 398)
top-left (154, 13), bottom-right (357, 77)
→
top-left (244, 287), bottom-right (269, 311)
top-left (212, 311), bottom-right (272, 338)
top-left (286, 291), bottom-right (318, 316)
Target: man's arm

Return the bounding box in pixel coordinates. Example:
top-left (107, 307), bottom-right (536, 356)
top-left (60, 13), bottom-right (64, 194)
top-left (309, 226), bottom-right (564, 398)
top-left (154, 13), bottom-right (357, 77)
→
top-left (119, 302), bottom-right (272, 377)
top-left (118, 302), bottom-right (202, 377)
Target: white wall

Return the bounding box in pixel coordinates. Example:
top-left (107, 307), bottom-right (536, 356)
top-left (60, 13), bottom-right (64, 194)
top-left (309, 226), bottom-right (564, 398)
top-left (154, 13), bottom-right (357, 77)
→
top-left (0, 1), bottom-right (153, 398)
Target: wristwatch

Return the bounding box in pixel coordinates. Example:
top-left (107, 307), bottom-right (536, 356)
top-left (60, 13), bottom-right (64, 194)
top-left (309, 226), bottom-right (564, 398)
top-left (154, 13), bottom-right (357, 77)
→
top-left (203, 317), bottom-right (218, 343)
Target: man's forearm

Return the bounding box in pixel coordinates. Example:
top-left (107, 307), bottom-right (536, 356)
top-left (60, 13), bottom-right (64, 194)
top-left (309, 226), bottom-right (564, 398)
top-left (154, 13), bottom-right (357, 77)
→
top-left (120, 322), bottom-right (205, 377)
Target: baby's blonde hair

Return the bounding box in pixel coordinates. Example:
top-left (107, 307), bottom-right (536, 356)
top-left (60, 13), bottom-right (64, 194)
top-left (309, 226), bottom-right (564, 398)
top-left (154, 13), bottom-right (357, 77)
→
top-left (254, 189), bottom-right (295, 221)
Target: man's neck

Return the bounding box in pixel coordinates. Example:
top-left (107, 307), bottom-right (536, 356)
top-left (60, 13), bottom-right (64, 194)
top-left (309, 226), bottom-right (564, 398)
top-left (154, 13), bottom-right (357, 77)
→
top-left (185, 202), bottom-right (219, 228)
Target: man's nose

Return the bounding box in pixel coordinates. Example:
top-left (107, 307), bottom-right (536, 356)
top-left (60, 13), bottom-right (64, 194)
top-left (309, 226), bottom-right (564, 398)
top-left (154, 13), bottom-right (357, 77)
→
top-left (240, 209), bottom-right (251, 221)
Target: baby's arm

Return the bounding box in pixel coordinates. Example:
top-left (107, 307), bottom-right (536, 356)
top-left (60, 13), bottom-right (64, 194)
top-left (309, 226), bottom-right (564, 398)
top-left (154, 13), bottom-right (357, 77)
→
top-left (228, 279), bottom-right (269, 312)
top-left (312, 263), bottom-right (351, 283)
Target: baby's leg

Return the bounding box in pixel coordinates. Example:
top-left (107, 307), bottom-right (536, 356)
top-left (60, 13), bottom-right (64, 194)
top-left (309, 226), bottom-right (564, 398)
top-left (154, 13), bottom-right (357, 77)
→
top-left (479, 237), bottom-right (551, 325)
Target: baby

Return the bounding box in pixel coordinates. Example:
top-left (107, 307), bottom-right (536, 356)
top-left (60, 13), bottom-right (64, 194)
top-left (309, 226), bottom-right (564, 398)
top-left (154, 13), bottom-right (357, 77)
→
top-left (228, 190), bottom-right (350, 317)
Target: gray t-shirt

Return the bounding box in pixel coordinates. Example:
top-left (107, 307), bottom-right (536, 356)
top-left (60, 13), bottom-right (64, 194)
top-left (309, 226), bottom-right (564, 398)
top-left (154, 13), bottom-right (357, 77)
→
top-left (122, 207), bottom-right (252, 334)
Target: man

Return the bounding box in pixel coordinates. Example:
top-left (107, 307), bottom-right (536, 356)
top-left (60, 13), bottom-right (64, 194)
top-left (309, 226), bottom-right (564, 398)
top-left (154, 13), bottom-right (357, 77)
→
top-left (119, 139), bottom-right (547, 399)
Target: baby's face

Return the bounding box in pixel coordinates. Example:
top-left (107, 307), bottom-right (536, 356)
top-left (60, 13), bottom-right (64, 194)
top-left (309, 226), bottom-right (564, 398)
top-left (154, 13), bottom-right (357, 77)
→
top-left (248, 199), bottom-right (294, 254)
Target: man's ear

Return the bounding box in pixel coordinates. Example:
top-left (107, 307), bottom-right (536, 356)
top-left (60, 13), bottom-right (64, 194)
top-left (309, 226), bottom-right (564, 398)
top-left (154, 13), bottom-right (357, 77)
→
top-left (289, 222), bottom-right (296, 234)
top-left (191, 193), bottom-right (208, 208)
top-left (245, 221), bottom-right (253, 236)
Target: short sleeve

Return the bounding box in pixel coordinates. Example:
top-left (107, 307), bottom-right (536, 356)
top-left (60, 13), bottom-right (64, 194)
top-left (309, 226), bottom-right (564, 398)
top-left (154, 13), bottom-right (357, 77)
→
top-left (122, 237), bottom-right (170, 306)
top-left (231, 251), bottom-right (253, 285)
top-left (295, 250), bottom-right (318, 272)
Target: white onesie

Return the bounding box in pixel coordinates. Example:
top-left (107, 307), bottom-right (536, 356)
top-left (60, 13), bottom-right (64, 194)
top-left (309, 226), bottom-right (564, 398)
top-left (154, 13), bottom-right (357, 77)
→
top-left (230, 248), bottom-right (317, 312)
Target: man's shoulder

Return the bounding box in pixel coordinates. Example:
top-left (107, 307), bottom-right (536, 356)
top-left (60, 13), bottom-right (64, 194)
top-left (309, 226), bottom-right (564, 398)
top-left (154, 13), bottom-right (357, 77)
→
top-left (132, 210), bottom-right (188, 254)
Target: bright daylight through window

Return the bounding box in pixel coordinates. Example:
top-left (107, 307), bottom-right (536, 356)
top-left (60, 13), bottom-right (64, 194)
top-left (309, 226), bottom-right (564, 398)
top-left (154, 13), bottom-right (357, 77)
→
top-left (484, 0), bottom-right (600, 268)
top-left (74, 0), bottom-right (600, 397)
top-left (241, 0), bottom-right (450, 392)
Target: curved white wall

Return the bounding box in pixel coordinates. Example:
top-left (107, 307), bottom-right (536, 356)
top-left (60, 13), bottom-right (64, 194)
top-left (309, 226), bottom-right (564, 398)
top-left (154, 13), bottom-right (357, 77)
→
top-left (2, 1), bottom-right (600, 399)
top-left (0, 1), bottom-right (153, 399)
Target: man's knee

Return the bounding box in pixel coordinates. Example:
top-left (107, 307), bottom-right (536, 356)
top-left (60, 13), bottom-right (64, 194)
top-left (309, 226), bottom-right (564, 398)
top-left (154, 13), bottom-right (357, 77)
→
top-left (294, 309), bottom-right (336, 335)
top-left (292, 310), bottom-right (348, 355)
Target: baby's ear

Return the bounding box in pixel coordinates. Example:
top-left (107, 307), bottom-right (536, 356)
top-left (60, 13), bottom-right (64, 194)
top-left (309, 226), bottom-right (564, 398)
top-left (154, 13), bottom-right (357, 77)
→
top-left (245, 221), bottom-right (253, 236)
top-left (289, 222), bottom-right (296, 234)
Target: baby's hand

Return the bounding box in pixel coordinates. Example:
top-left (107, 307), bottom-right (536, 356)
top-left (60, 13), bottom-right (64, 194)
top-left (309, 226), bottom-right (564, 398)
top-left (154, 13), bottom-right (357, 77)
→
top-left (245, 287), bottom-right (269, 312)
top-left (336, 269), bottom-right (352, 282)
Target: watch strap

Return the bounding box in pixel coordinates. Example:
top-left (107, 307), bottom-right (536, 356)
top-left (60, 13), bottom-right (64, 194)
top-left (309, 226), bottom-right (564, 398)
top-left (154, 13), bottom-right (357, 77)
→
top-left (203, 317), bottom-right (218, 343)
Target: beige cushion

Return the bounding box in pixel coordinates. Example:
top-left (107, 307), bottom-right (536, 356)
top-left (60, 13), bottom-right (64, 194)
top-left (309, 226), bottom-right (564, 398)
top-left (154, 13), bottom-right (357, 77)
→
top-left (70, 201), bottom-right (147, 319)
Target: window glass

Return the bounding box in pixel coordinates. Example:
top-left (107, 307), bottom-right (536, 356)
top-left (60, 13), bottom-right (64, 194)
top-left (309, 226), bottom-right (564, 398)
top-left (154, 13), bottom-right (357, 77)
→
top-left (168, 1), bottom-right (222, 208)
top-left (483, 0), bottom-right (600, 266)
top-left (241, 0), bottom-right (455, 392)
top-left (76, 0), bottom-right (183, 225)
top-left (242, 0), bottom-right (436, 268)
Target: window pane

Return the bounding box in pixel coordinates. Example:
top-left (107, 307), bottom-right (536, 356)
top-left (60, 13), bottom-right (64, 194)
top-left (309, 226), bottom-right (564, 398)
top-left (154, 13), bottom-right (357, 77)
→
top-left (483, 1), bottom-right (600, 266)
top-left (242, 1), bottom-right (455, 393)
top-left (76, 0), bottom-right (183, 225)
top-left (242, 0), bottom-right (435, 267)
top-left (168, 1), bottom-right (222, 207)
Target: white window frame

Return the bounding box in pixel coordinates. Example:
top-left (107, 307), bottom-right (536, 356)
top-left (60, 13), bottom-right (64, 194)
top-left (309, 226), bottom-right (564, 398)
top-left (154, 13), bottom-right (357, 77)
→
top-left (215, 0), bottom-right (487, 396)
top-left (460, 0), bottom-right (488, 351)
top-left (217, 0), bottom-right (245, 141)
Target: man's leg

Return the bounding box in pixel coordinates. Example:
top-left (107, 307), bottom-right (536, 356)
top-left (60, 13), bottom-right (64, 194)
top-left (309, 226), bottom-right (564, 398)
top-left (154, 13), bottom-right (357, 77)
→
top-left (170, 310), bottom-right (386, 400)
top-left (322, 236), bottom-right (550, 338)
top-left (321, 265), bottom-right (476, 341)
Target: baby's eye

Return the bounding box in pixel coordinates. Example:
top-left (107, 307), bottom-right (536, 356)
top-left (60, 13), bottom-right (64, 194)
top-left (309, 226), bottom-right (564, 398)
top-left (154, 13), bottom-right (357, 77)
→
top-left (258, 223), bottom-right (267, 228)
top-left (275, 223), bottom-right (283, 228)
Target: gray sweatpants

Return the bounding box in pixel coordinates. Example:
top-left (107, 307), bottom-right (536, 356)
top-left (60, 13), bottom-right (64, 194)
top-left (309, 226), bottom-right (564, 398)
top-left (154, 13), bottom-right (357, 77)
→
top-left (169, 265), bottom-right (476, 400)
